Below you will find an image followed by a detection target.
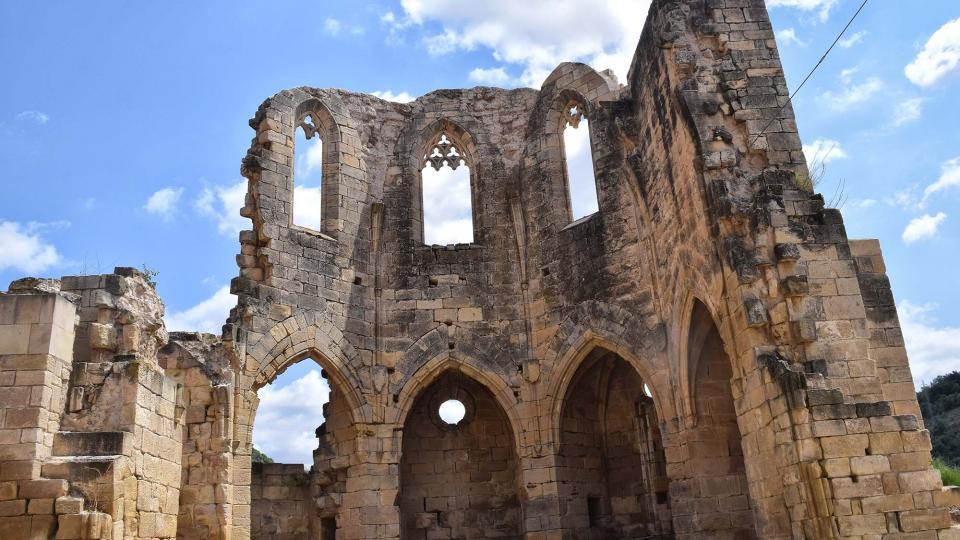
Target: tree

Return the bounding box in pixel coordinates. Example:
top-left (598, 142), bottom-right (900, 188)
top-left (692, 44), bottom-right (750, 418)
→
top-left (251, 446), bottom-right (274, 464)
top-left (917, 371), bottom-right (960, 467)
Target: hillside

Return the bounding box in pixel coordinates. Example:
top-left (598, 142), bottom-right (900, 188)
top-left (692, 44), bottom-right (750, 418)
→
top-left (918, 371), bottom-right (960, 467)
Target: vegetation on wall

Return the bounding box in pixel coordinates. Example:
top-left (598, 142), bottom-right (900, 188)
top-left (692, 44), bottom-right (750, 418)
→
top-left (141, 264), bottom-right (159, 289)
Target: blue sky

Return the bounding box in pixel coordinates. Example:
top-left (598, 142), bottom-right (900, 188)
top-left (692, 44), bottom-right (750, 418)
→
top-left (2, 1), bottom-right (959, 464)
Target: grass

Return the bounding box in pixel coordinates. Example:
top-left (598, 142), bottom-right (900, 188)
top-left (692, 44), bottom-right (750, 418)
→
top-left (933, 458), bottom-right (960, 487)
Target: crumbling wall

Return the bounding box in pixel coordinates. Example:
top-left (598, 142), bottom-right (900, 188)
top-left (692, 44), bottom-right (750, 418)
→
top-left (617, 2), bottom-right (954, 538)
top-left (310, 373), bottom-right (353, 533)
top-left (0, 269), bottom-right (185, 540)
top-left (158, 333), bottom-right (235, 540)
top-left (850, 239), bottom-right (921, 418)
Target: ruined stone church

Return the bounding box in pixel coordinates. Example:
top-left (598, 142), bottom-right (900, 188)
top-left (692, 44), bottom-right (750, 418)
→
top-left (1, 0), bottom-right (957, 539)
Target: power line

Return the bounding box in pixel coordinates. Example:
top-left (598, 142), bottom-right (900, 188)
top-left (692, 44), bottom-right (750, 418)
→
top-left (749, 0), bottom-right (871, 148)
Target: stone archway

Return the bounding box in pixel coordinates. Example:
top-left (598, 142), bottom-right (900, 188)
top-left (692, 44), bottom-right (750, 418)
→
top-left (245, 352), bottom-right (359, 540)
top-left (398, 370), bottom-right (523, 540)
top-left (555, 346), bottom-right (673, 539)
top-left (231, 311), bottom-right (371, 540)
top-left (674, 300), bottom-right (756, 540)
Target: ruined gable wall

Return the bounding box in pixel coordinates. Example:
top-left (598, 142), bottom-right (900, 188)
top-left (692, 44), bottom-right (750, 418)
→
top-left (212, 1), bottom-right (956, 539)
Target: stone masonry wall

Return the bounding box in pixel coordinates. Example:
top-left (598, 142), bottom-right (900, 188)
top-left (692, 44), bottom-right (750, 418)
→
top-left (250, 463), bottom-right (311, 540)
top-left (218, 0), bottom-right (958, 537)
top-left (398, 373), bottom-right (521, 540)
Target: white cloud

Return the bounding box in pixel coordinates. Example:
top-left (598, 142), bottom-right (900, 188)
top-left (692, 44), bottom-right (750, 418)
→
top-left (195, 180), bottom-right (248, 235)
top-left (381, 11), bottom-right (399, 25)
top-left (842, 198), bottom-right (877, 212)
top-left (144, 187), bottom-right (184, 221)
top-left (424, 29), bottom-right (459, 56)
top-left (802, 138), bottom-right (848, 165)
top-left (838, 31), bottom-right (867, 48)
top-left (323, 17), bottom-right (363, 37)
top-left (254, 369), bottom-right (330, 465)
top-left (372, 90), bottom-right (416, 103)
top-left (295, 136), bottom-right (323, 179)
top-left (905, 18), bottom-right (960, 87)
top-left (16, 110), bottom-right (49, 125)
top-left (564, 118), bottom-right (598, 219)
top-left (0, 221), bottom-right (64, 274)
top-left (902, 212), bottom-right (947, 244)
top-left (388, 0), bottom-right (651, 87)
top-left (468, 66), bottom-right (513, 86)
top-left (818, 72), bottom-right (883, 111)
top-left (922, 157), bottom-right (960, 202)
top-left (891, 97), bottom-right (925, 127)
top-left (776, 28), bottom-right (805, 47)
top-left (899, 300), bottom-right (960, 384)
top-left (324, 18), bottom-right (342, 35)
top-left (292, 134), bottom-right (323, 231)
top-left (293, 185), bottom-right (323, 232)
top-left (422, 164), bottom-right (474, 244)
top-left (886, 185), bottom-right (921, 211)
top-left (766, 0), bottom-right (838, 23)
top-left (164, 285), bottom-right (235, 333)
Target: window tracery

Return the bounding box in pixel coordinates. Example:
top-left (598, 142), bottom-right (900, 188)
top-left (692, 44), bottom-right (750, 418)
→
top-left (423, 133), bottom-right (468, 171)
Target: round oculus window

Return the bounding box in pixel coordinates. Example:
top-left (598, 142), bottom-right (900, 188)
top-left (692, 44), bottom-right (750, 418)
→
top-left (438, 399), bottom-right (466, 425)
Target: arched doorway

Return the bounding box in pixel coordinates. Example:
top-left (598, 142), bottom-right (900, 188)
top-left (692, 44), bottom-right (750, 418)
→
top-left (557, 346), bottom-right (672, 539)
top-left (247, 354), bottom-right (357, 540)
top-left (398, 370), bottom-right (522, 539)
top-left (682, 301), bottom-right (756, 539)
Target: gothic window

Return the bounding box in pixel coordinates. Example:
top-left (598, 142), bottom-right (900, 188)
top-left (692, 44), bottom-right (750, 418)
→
top-left (562, 99), bottom-right (599, 221)
top-left (420, 130), bottom-right (474, 245)
top-left (293, 113), bottom-right (324, 231)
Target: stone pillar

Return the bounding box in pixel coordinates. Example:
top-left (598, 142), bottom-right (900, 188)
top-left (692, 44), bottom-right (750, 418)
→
top-left (0, 292), bottom-right (77, 538)
top-left (230, 388), bottom-right (257, 540)
top-left (339, 425), bottom-right (400, 540)
top-left (519, 450), bottom-right (563, 540)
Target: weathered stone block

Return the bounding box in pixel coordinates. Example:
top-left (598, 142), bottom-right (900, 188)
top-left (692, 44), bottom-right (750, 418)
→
top-left (17, 479), bottom-right (67, 499)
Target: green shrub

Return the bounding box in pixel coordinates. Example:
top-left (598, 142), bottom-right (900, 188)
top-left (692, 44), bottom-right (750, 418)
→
top-left (934, 458), bottom-right (960, 487)
top-left (141, 264), bottom-right (159, 289)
